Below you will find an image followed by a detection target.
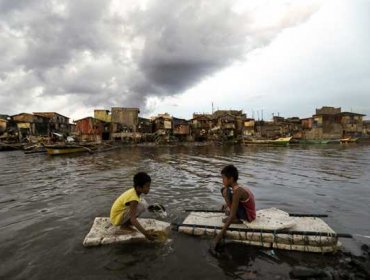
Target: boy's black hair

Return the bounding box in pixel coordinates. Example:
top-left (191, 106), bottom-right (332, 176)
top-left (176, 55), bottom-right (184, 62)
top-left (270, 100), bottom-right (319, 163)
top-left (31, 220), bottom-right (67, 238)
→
top-left (221, 165), bottom-right (238, 182)
top-left (133, 172), bottom-right (151, 188)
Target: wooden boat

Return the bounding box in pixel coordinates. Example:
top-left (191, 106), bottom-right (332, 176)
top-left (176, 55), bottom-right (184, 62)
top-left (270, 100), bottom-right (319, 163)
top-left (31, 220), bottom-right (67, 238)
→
top-left (177, 208), bottom-right (351, 253)
top-left (0, 142), bottom-right (24, 151)
top-left (272, 137), bottom-right (293, 144)
top-left (44, 144), bottom-right (96, 155)
top-left (24, 144), bottom-right (47, 154)
top-left (327, 139), bottom-right (341, 144)
top-left (44, 143), bottom-right (121, 155)
top-left (298, 139), bottom-right (340, 144)
top-left (340, 137), bottom-right (359, 143)
top-left (245, 137), bottom-right (292, 146)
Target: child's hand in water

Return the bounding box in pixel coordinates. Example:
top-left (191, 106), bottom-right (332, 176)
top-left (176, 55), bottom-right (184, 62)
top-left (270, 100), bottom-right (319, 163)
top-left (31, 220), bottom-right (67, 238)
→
top-left (145, 230), bottom-right (166, 241)
top-left (145, 232), bottom-right (157, 241)
top-left (209, 240), bottom-right (223, 257)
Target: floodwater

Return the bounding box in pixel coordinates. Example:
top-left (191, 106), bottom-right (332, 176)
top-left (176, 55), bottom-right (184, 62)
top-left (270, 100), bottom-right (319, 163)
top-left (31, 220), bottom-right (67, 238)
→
top-left (0, 144), bottom-right (369, 279)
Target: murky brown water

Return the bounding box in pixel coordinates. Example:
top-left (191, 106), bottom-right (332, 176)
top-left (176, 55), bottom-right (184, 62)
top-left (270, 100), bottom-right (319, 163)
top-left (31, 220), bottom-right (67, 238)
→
top-left (1, 144), bottom-right (369, 279)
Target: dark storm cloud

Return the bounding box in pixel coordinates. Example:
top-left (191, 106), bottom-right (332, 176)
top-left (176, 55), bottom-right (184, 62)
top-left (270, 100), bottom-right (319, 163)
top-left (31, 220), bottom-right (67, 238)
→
top-left (0, 0), bottom-right (39, 14)
top-left (0, 0), bottom-right (319, 115)
top-left (16, 1), bottom-right (113, 70)
top-left (135, 0), bottom-right (250, 94)
top-left (141, 62), bottom-right (220, 93)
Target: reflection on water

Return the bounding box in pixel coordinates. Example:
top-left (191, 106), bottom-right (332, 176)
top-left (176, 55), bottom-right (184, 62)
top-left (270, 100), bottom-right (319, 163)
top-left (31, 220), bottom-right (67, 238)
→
top-left (0, 144), bottom-right (370, 279)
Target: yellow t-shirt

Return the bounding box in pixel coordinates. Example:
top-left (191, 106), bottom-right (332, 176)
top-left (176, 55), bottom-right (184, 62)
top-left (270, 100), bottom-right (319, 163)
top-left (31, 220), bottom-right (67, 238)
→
top-left (110, 188), bottom-right (141, 225)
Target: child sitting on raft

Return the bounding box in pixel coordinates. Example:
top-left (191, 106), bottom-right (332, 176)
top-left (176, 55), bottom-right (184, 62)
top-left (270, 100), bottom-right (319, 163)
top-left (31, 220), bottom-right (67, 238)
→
top-left (110, 172), bottom-right (157, 241)
top-left (213, 165), bottom-right (256, 247)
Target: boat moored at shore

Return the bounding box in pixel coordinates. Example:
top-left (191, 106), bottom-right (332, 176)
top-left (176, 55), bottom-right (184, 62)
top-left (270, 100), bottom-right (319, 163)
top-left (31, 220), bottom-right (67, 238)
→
top-left (244, 137), bottom-right (292, 146)
top-left (44, 144), bottom-right (96, 155)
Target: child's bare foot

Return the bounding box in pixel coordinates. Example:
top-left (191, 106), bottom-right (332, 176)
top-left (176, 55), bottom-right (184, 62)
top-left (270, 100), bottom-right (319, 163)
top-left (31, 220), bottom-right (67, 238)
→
top-left (115, 225), bottom-right (137, 235)
top-left (120, 224), bottom-right (136, 231)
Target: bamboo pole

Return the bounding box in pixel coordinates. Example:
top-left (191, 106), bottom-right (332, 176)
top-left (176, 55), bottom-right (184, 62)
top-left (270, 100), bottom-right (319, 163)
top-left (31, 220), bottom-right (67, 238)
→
top-left (173, 223), bottom-right (352, 238)
top-left (184, 209), bottom-right (328, 218)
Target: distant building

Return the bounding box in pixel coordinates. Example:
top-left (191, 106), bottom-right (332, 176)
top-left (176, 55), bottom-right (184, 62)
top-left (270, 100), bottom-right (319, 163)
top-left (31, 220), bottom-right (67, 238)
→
top-left (111, 107), bottom-right (140, 133)
top-left (301, 118), bottom-right (313, 130)
top-left (0, 114), bottom-right (10, 120)
top-left (214, 114), bottom-right (237, 139)
top-left (0, 115), bottom-right (18, 142)
top-left (286, 117), bottom-right (301, 123)
top-left (211, 110), bottom-right (246, 139)
top-left (214, 110), bottom-right (246, 131)
top-left (0, 115), bottom-right (10, 134)
top-left (340, 112), bottom-right (366, 137)
top-left (212, 110), bottom-right (245, 118)
top-left (255, 120), bottom-right (282, 139)
top-left (193, 113), bottom-right (213, 119)
top-left (242, 118), bottom-right (255, 138)
top-left (11, 113), bottom-right (50, 141)
top-left (138, 117), bottom-right (153, 134)
top-left (173, 118), bottom-right (190, 141)
top-left (272, 116), bottom-right (302, 138)
top-left (94, 109), bottom-right (112, 123)
top-left (272, 116), bottom-right (285, 123)
top-left (0, 119), bottom-right (8, 135)
top-left (303, 107), bottom-right (342, 140)
top-left (363, 120), bottom-right (370, 136)
top-left (33, 112), bottom-right (71, 134)
top-left (303, 106), bottom-right (366, 140)
top-left (191, 114), bottom-right (213, 141)
top-left (152, 113), bottom-right (172, 135)
top-left (150, 113), bottom-right (172, 143)
top-left (0, 119), bottom-right (7, 134)
top-left (74, 117), bottom-right (109, 142)
top-left (315, 106), bottom-right (341, 115)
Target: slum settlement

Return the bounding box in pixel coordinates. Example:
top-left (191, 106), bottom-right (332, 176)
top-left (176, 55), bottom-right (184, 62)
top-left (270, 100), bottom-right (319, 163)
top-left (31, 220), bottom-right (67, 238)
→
top-left (0, 106), bottom-right (369, 152)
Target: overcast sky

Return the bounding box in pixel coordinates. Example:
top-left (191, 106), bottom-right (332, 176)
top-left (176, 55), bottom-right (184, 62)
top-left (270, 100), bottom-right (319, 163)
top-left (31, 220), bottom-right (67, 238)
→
top-left (0, 0), bottom-right (369, 121)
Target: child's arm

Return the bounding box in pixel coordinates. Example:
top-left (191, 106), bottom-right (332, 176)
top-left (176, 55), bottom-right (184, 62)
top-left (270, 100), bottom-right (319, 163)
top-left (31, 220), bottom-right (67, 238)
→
top-left (214, 188), bottom-right (246, 245)
top-left (128, 201), bottom-right (155, 241)
top-left (221, 187), bottom-right (231, 204)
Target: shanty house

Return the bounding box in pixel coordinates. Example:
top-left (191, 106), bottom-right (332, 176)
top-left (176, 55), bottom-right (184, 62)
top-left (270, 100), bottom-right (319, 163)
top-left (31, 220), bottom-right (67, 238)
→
top-left (74, 117), bottom-right (109, 142)
top-left (340, 112), bottom-right (366, 137)
top-left (191, 114), bottom-right (213, 141)
top-left (111, 107), bottom-right (140, 133)
top-left (33, 112), bottom-right (71, 134)
top-left (0, 115), bottom-right (9, 134)
top-left (254, 120), bottom-right (282, 139)
top-left (173, 118), bottom-right (190, 141)
top-left (152, 113), bottom-right (172, 135)
top-left (12, 113), bottom-right (50, 141)
top-left (94, 109), bottom-right (112, 123)
top-left (138, 117), bottom-right (153, 134)
top-left (242, 118), bottom-right (255, 138)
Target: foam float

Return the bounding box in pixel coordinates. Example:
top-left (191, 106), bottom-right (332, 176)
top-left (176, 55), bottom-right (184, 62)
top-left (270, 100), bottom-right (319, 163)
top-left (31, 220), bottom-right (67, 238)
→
top-left (83, 217), bottom-right (171, 247)
top-left (176, 208), bottom-right (347, 253)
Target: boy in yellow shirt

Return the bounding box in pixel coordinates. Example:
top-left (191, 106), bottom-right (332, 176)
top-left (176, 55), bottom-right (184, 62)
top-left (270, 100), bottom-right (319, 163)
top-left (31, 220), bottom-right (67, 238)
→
top-left (110, 172), bottom-right (156, 241)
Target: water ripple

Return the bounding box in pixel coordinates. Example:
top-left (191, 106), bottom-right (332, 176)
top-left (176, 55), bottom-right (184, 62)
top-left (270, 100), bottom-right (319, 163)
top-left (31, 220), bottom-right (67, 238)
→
top-left (0, 145), bottom-right (369, 279)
